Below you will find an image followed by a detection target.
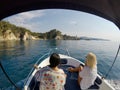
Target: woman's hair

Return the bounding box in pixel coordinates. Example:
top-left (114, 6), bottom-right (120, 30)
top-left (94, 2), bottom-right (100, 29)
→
top-left (49, 53), bottom-right (60, 68)
top-left (85, 52), bottom-right (97, 69)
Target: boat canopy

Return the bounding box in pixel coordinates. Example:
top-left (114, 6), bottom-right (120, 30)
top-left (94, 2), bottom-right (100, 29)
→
top-left (0, 0), bottom-right (120, 29)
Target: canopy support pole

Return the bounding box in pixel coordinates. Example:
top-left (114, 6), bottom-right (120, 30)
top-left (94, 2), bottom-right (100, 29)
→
top-left (105, 44), bottom-right (120, 78)
top-left (0, 61), bottom-right (20, 90)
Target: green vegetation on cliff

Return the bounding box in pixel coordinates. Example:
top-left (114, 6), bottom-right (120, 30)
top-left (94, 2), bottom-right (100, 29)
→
top-left (0, 21), bottom-right (31, 37)
top-left (31, 29), bottom-right (62, 39)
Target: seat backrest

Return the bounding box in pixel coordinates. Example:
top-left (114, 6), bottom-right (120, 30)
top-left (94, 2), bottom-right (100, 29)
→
top-left (88, 77), bottom-right (102, 89)
top-left (60, 58), bottom-right (68, 64)
top-left (95, 76), bottom-right (102, 85)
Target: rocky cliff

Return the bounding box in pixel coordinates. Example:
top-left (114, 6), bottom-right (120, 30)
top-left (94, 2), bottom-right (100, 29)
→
top-left (0, 30), bottom-right (38, 41)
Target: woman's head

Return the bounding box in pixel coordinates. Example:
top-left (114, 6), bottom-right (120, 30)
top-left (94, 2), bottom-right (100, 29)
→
top-left (85, 52), bottom-right (97, 69)
top-left (49, 53), bottom-right (60, 68)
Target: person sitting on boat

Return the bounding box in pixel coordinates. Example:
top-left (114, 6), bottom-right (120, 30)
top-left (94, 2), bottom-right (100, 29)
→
top-left (68, 52), bottom-right (97, 90)
top-left (36, 53), bottom-right (66, 90)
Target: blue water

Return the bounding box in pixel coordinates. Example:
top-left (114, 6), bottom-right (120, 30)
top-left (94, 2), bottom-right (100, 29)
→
top-left (0, 40), bottom-right (120, 89)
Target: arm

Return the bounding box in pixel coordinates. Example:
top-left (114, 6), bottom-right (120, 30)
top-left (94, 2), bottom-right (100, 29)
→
top-left (78, 75), bottom-right (82, 85)
top-left (68, 66), bottom-right (83, 72)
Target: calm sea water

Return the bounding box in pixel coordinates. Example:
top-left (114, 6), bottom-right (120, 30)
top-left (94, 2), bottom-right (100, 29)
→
top-left (0, 40), bottom-right (120, 89)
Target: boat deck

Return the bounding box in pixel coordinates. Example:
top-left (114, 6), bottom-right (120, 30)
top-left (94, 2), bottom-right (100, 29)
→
top-left (28, 64), bottom-right (101, 90)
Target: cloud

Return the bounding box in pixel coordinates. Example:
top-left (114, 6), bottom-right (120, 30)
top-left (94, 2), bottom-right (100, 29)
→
top-left (3, 10), bottom-right (45, 31)
top-left (5, 10), bottom-right (45, 20)
top-left (19, 10), bottom-right (45, 19)
top-left (69, 21), bottom-right (77, 25)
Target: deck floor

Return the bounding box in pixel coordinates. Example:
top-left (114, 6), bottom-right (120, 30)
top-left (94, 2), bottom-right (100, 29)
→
top-left (60, 65), bottom-right (81, 90)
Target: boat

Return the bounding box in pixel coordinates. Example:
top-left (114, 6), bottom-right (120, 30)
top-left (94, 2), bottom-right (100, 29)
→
top-left (0, 0), bottom-right (120, 90)
top-left (23, 48), bottom-right (115, 90)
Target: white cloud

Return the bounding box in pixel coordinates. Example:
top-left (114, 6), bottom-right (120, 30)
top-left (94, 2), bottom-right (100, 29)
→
top-left (69, 21), bottom-right (77, 25)
top-left (19, 10), bottom-right (45, 19)
top-left (5, 10), bottom-right (45, 20)
top-left (22, 22), bottom-right (43, 32)
top-left (3, 10), bottom-right (45, 31)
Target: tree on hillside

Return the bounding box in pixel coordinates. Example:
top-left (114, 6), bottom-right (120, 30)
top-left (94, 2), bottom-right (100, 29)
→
top-left (0, 21), bottom-right (32, 37)
top-left (46, 29), bottom-right (62, 39)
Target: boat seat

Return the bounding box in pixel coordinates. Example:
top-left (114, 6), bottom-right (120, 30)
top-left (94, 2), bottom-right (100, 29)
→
top-left (60, 58), bottom-right (68, 64)
top-left (28, 76), bottom-right (40, 90)
top-left (88, 76), bottom-right (102, 89)
top-left (95, 76), bottom-right (102, 85)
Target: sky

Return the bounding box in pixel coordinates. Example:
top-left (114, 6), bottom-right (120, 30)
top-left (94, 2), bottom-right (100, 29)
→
top-left (3, 9), bottom-right (120, 41)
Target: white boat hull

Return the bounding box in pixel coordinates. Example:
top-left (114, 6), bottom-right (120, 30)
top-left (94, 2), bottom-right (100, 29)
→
top-left (24, 54), bottom-right (115, 90)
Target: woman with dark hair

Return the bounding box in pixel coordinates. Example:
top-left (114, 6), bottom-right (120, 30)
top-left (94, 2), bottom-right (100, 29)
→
top-left (36, 53), bottom-right (66, 90)
top-left (49, 53), bottom-right (61, 68)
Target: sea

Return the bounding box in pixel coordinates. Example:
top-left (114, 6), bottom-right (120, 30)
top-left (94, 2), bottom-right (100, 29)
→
top-left (0, 40), bottom-right (120, 89)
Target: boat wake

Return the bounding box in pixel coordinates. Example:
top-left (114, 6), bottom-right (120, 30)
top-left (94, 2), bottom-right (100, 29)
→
top-left (107, 80), bottom-right (120, 90)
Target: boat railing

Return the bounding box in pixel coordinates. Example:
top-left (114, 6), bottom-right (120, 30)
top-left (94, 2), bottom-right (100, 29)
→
top-left (49, 47), bottom-right (70, 56)
top-left (24, 52), bottom-right (50, 86)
